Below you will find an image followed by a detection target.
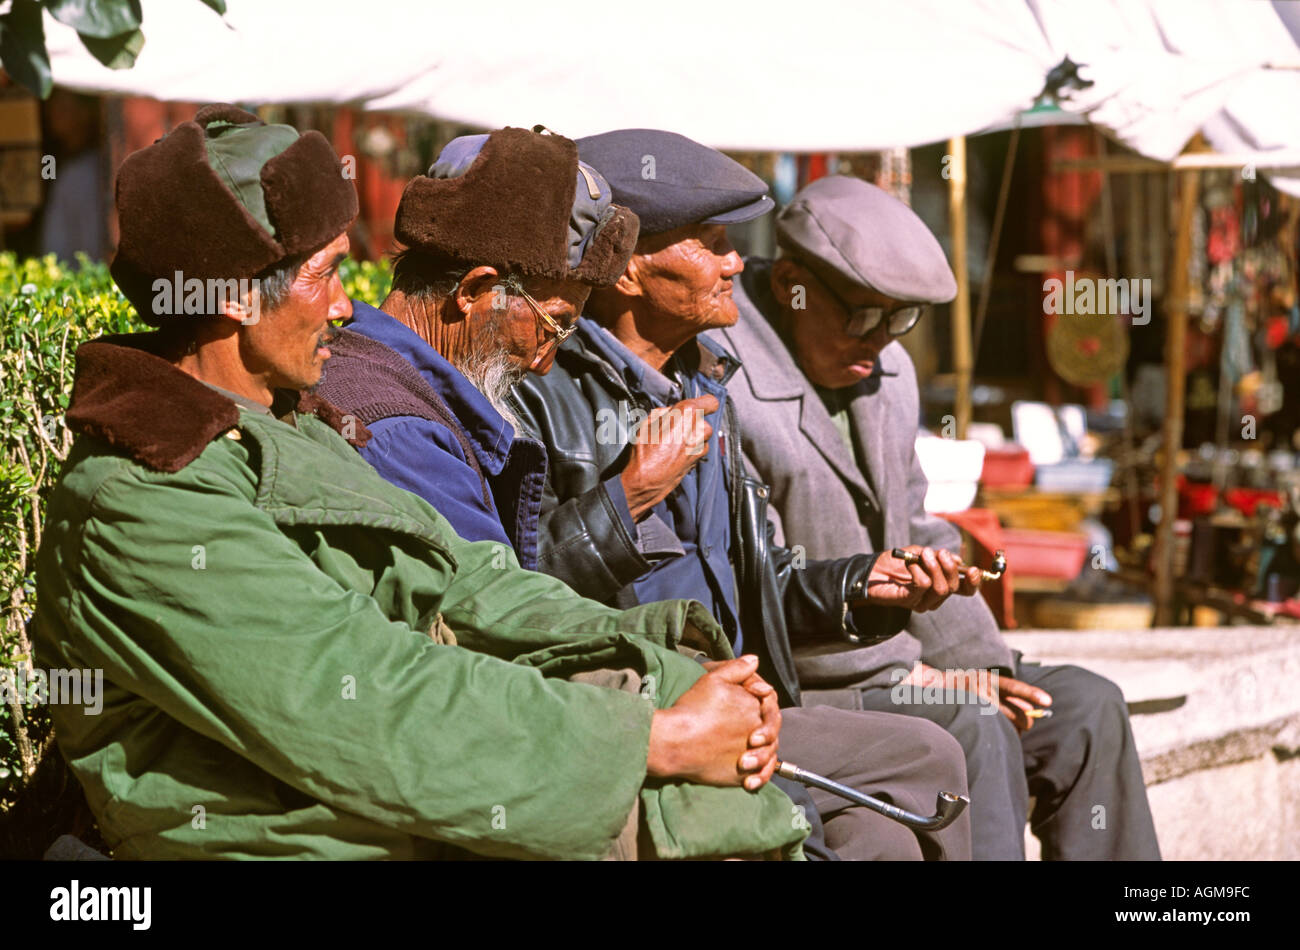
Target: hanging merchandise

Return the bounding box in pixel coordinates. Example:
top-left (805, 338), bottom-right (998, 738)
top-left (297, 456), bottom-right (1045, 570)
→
top-left (1258, 346), bottom-right (1283, 416)
top-left (1222, 296), bottom-right (1254, 385)
top-left (1189, 201), bottom-right (1207, 321)
top-left (1206, 189), bottom-right (1241, 265)
top-left (1046, 292), bottom-right (1130, 387)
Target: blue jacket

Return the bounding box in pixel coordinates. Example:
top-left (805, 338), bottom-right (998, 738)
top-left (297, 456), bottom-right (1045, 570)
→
top-left (316, 301), bottom-right (547, 569)
top-left (578, 321), bottom-right (744, 652)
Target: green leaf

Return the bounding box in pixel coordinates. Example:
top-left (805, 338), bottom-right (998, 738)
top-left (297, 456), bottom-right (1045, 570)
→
top-left (196, 0), bottom-right (228, 14)
top-left (78, 26), bottom-right (144, 70)
top-left (0, 0), bottom-right (52, 98)
top-left (45, 0), bottom-right (142, 40)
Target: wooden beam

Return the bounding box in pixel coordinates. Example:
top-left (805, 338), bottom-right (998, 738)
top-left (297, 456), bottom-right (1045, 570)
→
top-left (1152, 167), bottom-right (1201, 627)
top-left (948, 135), bottom-right (972, 439)
top-left (1053, 151), bottom-right (1300, 174)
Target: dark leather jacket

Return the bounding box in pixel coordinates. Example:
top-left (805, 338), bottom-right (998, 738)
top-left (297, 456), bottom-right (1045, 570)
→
top-left (509, 326), bottom-right (907, 707)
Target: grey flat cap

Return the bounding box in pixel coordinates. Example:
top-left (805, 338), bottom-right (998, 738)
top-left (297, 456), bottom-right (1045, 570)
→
top-left (776, 176), bottom-right (956, 304)
top-left (578, 129), bottom-right (773, 235)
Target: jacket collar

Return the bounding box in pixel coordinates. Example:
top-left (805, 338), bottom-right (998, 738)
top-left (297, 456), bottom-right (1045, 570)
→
top-left (570, 317), bottom-right (742, 402)
top-left (721, 258), bottom-right (876, 501)
top-left (342, 300), bottom-right (514, 475)
top-left (65, 331), bottom-right (362, 474)
top-left (729, 261), bottom-right (805, 400)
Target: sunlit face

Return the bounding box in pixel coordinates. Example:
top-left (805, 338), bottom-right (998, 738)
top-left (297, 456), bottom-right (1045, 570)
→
top-left (775, 259), bottom-right (911, 389)
top-left (630, 222), bottom-right (744, 332)
top-left (461, 274), bottom-right (589, 376)
top-left (242, 232), bottom-right (352, 390)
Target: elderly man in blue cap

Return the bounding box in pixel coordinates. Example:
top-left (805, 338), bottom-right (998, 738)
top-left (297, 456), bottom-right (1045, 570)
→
top-left (712, 173), bottom-right (1160, 861)
top-left (510, 129), bottom-right (978, 861)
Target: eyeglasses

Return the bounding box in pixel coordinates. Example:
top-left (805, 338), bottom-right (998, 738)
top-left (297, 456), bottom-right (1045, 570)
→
top-left (805, 269), bottom-right (925, 339)
top-left (517, 286), bottom-right (577, 344)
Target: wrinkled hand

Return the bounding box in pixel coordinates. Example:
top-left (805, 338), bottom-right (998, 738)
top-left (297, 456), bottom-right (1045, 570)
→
top-left (858, 546), bottom-right (980, 612)
top-left (702, 659), bottom-right (781, 787)
top-left (647, 654), bottom-right (779, 790)
top-left (620, 394), bottom-right (718, 521)
top-left (903, 663), bottom-right (1052, 732)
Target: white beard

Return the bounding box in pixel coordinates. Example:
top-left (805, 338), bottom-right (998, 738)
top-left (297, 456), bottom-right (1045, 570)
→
top-left (455, 344), bottom-right (525, 434)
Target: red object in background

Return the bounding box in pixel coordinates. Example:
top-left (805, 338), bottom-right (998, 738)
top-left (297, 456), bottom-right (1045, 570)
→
top-left (1040, 126), bottom-right (1110, 411)
top-left (1223, 488), bottom-right (1284, 518)
top-left (801, 153), bottom-right (830, 186)
top-left (331, 110), bottom-right (407, 261)
top-left (999, 528), bottom-right (1089, 580)
top-left (1177, 477), bottom-right (1219, 518)
top-left (1266, 315), bottom-right (1291, 350)
top-left (938, 508), bottom-right (1015, 628)
top-left (980, 446), bottom-right (1035, 489)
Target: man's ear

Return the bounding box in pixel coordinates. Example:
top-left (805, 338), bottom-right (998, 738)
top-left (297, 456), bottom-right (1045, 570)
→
top-left (219, 291), bottom-right (260, 328)
top-left (771, 258), bottom-right (803, 305)
top-left (454, 265), bottom-right (504, 317)
top-left (613, 255), bottom-right (643, 298)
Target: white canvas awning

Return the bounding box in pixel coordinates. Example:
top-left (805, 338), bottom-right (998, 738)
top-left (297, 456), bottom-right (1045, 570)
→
top-left (42, 0), bottom-right (1300, 191)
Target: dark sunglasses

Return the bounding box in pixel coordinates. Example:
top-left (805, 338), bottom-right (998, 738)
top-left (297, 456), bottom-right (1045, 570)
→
top-left (805, 269), bottom-right (926, 338)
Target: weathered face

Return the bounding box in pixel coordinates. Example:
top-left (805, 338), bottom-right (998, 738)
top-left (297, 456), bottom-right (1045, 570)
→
top-left (631, 222), bottom-right (744, 333)
top-left (244, 232), bottom-right (352, 390)
top-left (775, 259), bottom-right (904, 389)
top-left (460, 272), bottom-right (589, 376)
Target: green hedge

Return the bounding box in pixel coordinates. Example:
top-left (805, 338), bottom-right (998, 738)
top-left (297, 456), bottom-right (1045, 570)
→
top-left (0, 252), bottom-right (391, 811)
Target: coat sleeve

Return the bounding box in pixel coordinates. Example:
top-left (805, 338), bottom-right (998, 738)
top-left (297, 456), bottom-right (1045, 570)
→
top-left (897, 408), bottom-right (1015, 673)
top-left (507, 381), bottom-right (652, 603)
top-left (68, 463), bottom-right (656, 860)
top-left (774, 533), bottom-right (909, 645)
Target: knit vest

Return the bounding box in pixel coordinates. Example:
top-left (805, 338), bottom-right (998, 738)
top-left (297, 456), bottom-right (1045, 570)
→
top-left (321, 329), bottom-right (492, 505)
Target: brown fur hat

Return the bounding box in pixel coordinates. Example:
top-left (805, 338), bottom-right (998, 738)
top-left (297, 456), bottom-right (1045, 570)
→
top-left (393, 127), bottom-right (638, 287)
top-left (110, 103), bottom-right (358, 325)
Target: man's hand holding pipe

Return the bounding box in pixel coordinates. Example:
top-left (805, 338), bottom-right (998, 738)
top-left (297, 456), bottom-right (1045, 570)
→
top-left (855, 545), bottom-right (982, 612)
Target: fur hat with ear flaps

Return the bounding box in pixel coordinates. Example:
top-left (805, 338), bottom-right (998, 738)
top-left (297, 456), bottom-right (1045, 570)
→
top-left (393, 126), bottom-right (639, 287)
top-left (110, 103), bottom-right (359, 326)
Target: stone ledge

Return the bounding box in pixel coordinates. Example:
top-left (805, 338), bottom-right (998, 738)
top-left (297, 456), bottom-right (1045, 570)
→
top-left (1005, 626), bottom-right (1300, 772)
top-left (1140, 714), bottom-right (1300, 785)
top-left (1006, 626), bottom-right (1300, 859)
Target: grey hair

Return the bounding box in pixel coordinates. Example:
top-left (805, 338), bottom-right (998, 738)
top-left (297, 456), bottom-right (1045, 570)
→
top-left (254, 250), bottom-right (313, 314)
top-left (389, 248), bottom-right (528, 303)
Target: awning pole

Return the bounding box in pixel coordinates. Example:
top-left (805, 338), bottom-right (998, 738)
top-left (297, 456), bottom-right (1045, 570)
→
top-left (1153, 167), bottom-right (1201, 626)
top-left (948, 135), bottom-right (972, 439)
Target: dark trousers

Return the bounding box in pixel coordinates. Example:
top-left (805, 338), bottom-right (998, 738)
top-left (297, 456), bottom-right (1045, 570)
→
top-left (780, 705), bottom-right (971, 861)
top-left (852, 662), bottom-right (1160, 860)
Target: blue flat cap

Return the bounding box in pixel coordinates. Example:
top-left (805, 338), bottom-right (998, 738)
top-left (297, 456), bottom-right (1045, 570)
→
top-left (577, 129), bottom-right (773, 236)
top-left (776, 176), bottom-right (957, 304)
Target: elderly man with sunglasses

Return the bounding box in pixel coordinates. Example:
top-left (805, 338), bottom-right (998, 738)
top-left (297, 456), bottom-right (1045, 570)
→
top-left (712, 174), bottom-right (1160, 861)
top-left (510, 131), bottom-right (979, 862)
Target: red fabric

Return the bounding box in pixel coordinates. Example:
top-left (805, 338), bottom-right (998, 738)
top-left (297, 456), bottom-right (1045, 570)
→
top-left (938, 508), bottom-right (1015, 629)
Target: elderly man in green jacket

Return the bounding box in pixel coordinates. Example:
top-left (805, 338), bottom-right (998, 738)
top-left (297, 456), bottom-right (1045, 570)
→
top-left (32, 105), bottom-right (800, 860)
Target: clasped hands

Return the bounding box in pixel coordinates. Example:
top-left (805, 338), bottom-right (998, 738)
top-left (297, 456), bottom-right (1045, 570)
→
top-left (646, 654), bottom-right (780, 791)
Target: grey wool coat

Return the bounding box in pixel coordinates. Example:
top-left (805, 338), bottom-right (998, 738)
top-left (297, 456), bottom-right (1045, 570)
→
top-left (709, 259), bottom-right (1014, 693)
